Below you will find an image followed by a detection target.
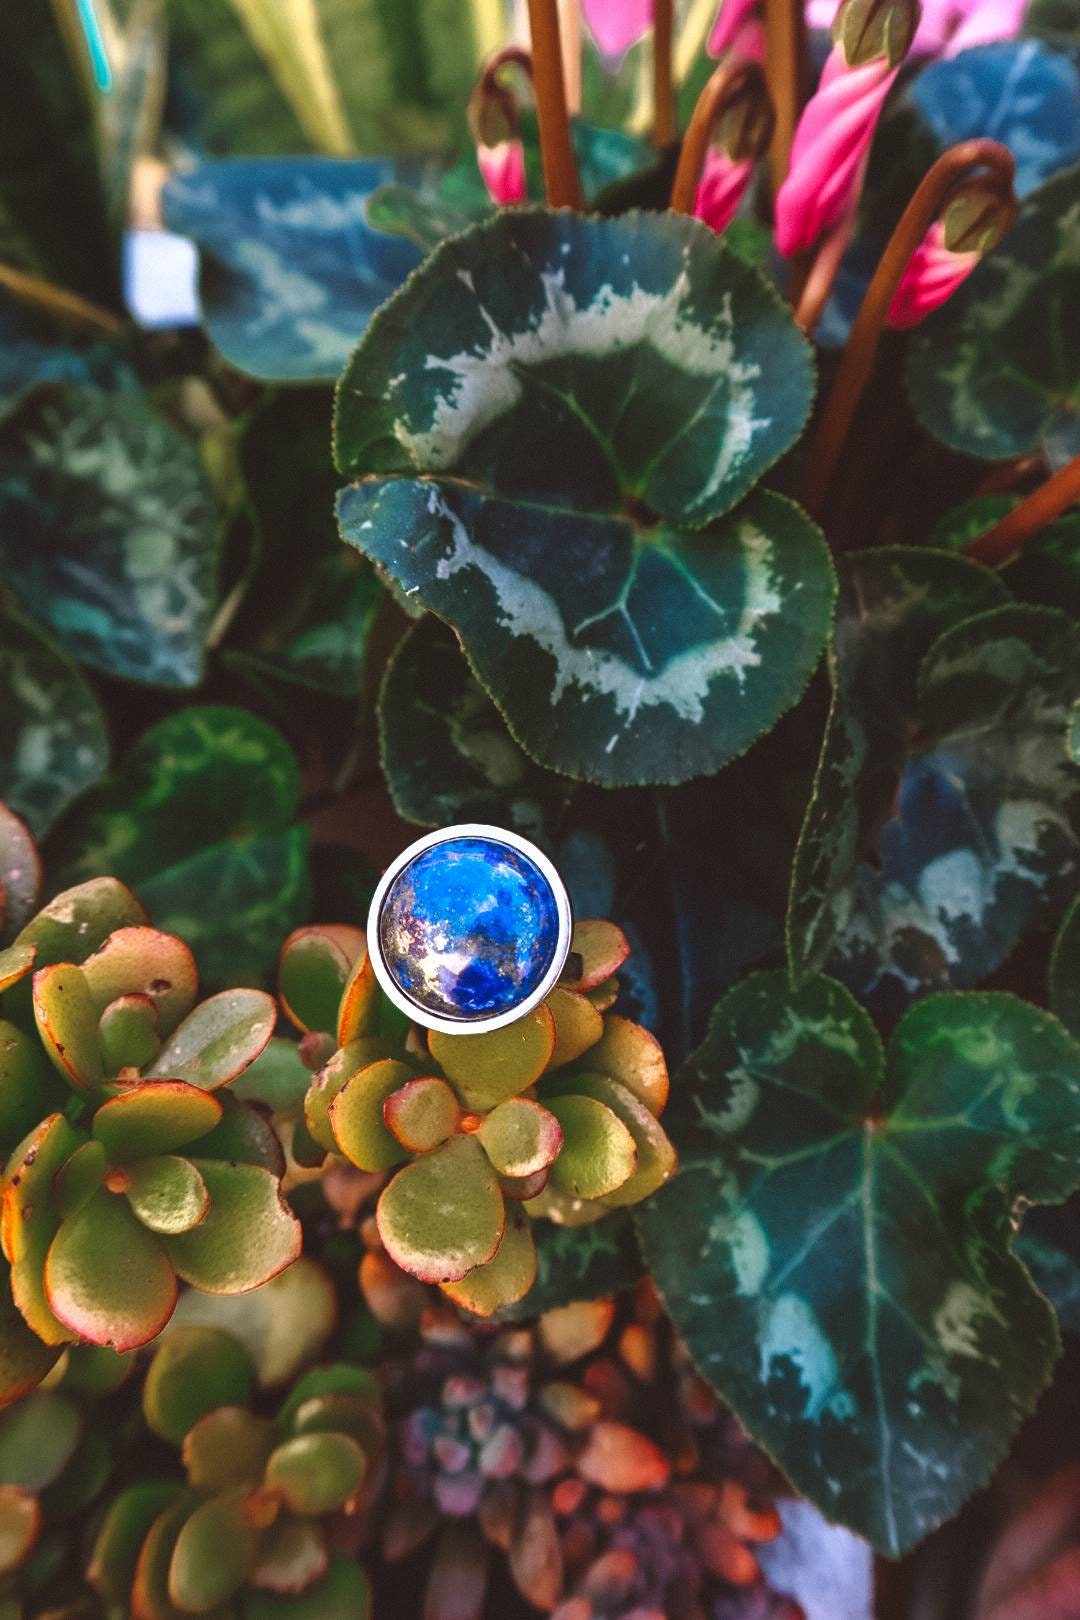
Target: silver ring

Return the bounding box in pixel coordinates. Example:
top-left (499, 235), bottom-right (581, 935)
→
top-left (367, 824), bottom-right (573, 1036)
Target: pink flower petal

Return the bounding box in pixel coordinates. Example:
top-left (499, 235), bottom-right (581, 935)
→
top-left (582, 0), bottom-right (654, 56)
top-left (477, 139), bottom-right (527, 205)
top-left (708, 0), bottom-right (761, 55)
top-left (887, 220), bottom-right (981, 327)
top-left (693, 148), bottom-right (756, 233)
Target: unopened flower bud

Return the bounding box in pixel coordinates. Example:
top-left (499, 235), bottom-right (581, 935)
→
top-left (941, 181), bottom-right (1015, 253)
top-left (832, 0), bottom-right (922, 65)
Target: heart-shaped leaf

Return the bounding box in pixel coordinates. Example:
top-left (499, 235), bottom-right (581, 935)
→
top-left (145, 989), bottom-right (278, 1090)
top-left (265, 1432), bottom-right (368, 1514)
top-left (907, 165), bottom-right (1080, 468)
top-left (638, 971), bottom-right (1080, 1553)
top-left (787, 552), bottom-right (1075, 1004)
top-left (164, 158), bottom-right (423, 382)
top-left (0, 593), bottom-right (108, 838)
top-left (335, 209), bottom-right (828, 787)
top-left (162, 1159), bottom-right (301, 1294)
top-left (376, 1134), bottom-right (504, 1284)
top-left (126, 1156), bottom-right (211, 1235)
top-left (143, 1324), bottom-right (258, 1445)
top-left (48, 706), bottom-right (309, 988)
top-left (168, 1486), bottom-right (257, 1610)
top-left (44, 1188), bottom-right (177, 1351)
top-left (0, 386), bottom-right (219, 685)
top-left (428, 1004), bottom-right (556, 1112)
top-left (441, 1202), bottom-right (538, 1317)
top-left (92, 1083), bottom-right (223, 1163)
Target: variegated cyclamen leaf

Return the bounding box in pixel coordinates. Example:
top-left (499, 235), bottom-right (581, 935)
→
top-left (336, 210), bottom-right (824, 786)
top-left (637, 971), bottom-right (1080, 1555)
top-left (0, 593), bottom-right (109, 839)
top-left (787, 549), bottom-right (1010, 989)
top-left (0, 386), bottom-right (219, 686)
top-left (907, 165), bottom-right (1080, 469)
top-left (164, 159), bottom-right (423, 382)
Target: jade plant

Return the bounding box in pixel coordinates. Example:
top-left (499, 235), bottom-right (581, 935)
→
top-left (280, 919), bottom-right (675, 1315)
top-left (0, 818), bottom-right (300, 1378)
top-left (87, 1327), bottom-right (382, 1619)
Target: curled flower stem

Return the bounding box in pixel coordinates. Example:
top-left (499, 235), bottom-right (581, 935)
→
top-left (558, 0), bottom-right (583, 114)
top-left (799, 138), bottom-right (1016, 520)
top-left (0, 260), bottom-right (122, 335)
top-left (526, 0), bottom-right (584, 208)
top-left (795, 213), bottom-right (856, 332)
top-left (763, 0), bottom-right (807, 197)
top-left (654, 0), bottom-right (677, 146)
top-left (965, 452), bottom-right (1080, 567)
top-left (668, 60), bottom-right (764, 214)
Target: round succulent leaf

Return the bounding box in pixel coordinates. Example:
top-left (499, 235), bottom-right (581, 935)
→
top-left (13, 878), bottom-right (146, 973)
top-left (0, 1019), bottom-right (64, 1152)
top-left (477, 1097), bottom-right (564, 1179)
top-left (546, 988), bottom-right (605, 1071)
top-left (3, 1113), bottom-right (81, 1346)
top-left (561, 920), bottom-right (632, 994)
top-left (376, 1134), bottom-right (505, 1284)
top-left (275, 1365), bottom-right (379, 1436)
top-left (278, 927), bottom-right (363, 1037)
top-left (264, 1431), bottom-right (368, 1515)
top-left (182, 1407), bottom-right (276, 1490)
top-left (328, 1057), bottom-right (417, 1171)
top-left (243, 1553), bottom-right (370, 1620)
top-left (191, 1094), bottom-right (287, 1177)
top-left (442, 1202), bottom-right (538, 1318)
top-left (168, 1485), bottom-right (259, 1611)
top-left (98, 995), bottom-right (161, 1074)
top-left (0, 942), bottom-right (35, 996)
top-left (164, 158), bottom-right (423, 383)
top-left (130, 1489), bottom-right (204, 1620)
top-left (497, 1214), bottom-right (644, 1322)
top-left (0, 592), bottom-right (108, 838)
top-left (169, 1259), bottom-right (337, 1390)
top-left (81, 928), bottom-right (199, 1037)
top-left (907, 165), bottom-right (1080, 467)
top-left (377, 614), bottom-right (555, 829)
top-left (0, 803), bottom-right (40, 945)
top-left (283, 1392), bottom-right (382, 1463)
top-left (52, 1139), bottom-right (108, 1221)
top-left (428, 1004), bottom-right (556, 1112)
top-left (0, 1259), bottom-right (62, 1403)
top-left (86, 1481), bottom-right (186, 1607)
top-left (586, 1014), bottom-right (669, 1115)
top-left (92, 1083), bottom-right (224, 1162)
top-left (382, 1075), bottom-right (461, 1152)
top-left (785, 550), bottom-right (1020, 995)
top-left (143, 1325), bottom-right (258, 1445)
top-left (335, 208), bottom-right (827, 787)
top-left (61, 1342), bottom-right (133, 1395)
top-left (32, 963), bottom-right (105, 1091)
top-left (544, 1072), bottom-right (675, 1208)
top-left (144, 989), bottom-right (278, 1090)
top-left (638, 970), bottom-right (1080, 1554)
top-left (304, 1037), bottom-right (402, 1152)
top-left (126, 1156), bottom-right (210, 1235)
top-left (335, 948), bottom-right (380, 1046)
top-left (39, 1412), bottom-right (112, 1518)
top-left (0, 1391), bottom-right (80, 1490)
top-left (1051, 893), bottom-right (1080, 1039)
top-left (162, 1159), bottom-right (301, 1295)
top-left (248, 1513), bottom-right (328, 1595)
top-left (0, 1486), bottom-right (39, 1575)
top-left (231, 1037), bottom-right (313, 1113)
top-left (546, 1095), bottom-right (637, 1201)
top-left (44, 1188), bottom-right (177, 1351)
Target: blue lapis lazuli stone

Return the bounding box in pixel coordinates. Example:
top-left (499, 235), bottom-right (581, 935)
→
top-left (379, 836), bottom-right (561, 1021)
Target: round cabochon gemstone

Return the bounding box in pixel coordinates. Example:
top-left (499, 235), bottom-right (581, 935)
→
top-left (378, 835), bottom-right (563, 1022)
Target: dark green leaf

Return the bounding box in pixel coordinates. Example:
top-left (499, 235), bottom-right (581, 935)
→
top-left (639, 971), bottom-right (1080, 1554)
top-left (0, 386), bottom-right (219, 686)
top-left (143, 1325), bottom-right (257, 1445)
top-left (162, 1160), bottom-right (301, 1293)
top-left (0, 592), bottom-right (108, 838)
top-left (497, 1210), bottom-right (644, 1320)
top-left (44, 1188), bottom-right (177, 1352)
top-left (907, 165), bottom-right (1080, 468)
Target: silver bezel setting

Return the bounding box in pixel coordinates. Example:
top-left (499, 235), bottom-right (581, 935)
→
top-left (367, 823), bottom-right (574, 1036)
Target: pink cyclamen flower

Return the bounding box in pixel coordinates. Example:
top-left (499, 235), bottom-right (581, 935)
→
top-left (581, 0), bottom-right (654, 55)
top-left (886, 220), bottom-right (981, 327)
top-left (708, 0), bottom-right (761, 55)
top-left (694, 147), bottom-right (756, 233)
top-left (477, 139), bottom-right (527, 205)
top-left (773, 46), bottom-right (897, 257)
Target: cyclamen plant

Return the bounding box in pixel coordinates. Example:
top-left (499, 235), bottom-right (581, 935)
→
top-left (0, 0), bottom-right (1079, 1613)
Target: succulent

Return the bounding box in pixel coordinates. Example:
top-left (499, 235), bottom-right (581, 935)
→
top-left (88, 1326), bottom-right (383, 1618)
top-left (0, 842), bottom-right (301, 1379)
top-left (284, 920), bottom-right (676, 1316)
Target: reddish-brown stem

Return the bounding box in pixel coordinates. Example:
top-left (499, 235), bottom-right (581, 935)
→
top-left (526, 0), bottom-right (584, 208)
top-left (799, 138), bottom-right (1016, 520)
top-left (480, 45), bottom-right (534, 93)
top-left (763, 0), bottom-right (807, 198)
top-left (972, 453), bottom-right (1045, 498)
top-left (0, 261), bottom-right (122, 335)
top-left (794, 212), bottom-right (856, 333)
top-left (964, 453), bottom-right (1080, 566)
top-left (653, 0), bottom-right (677, 147)
top-left (669, 61), bottom-right (764, 214)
